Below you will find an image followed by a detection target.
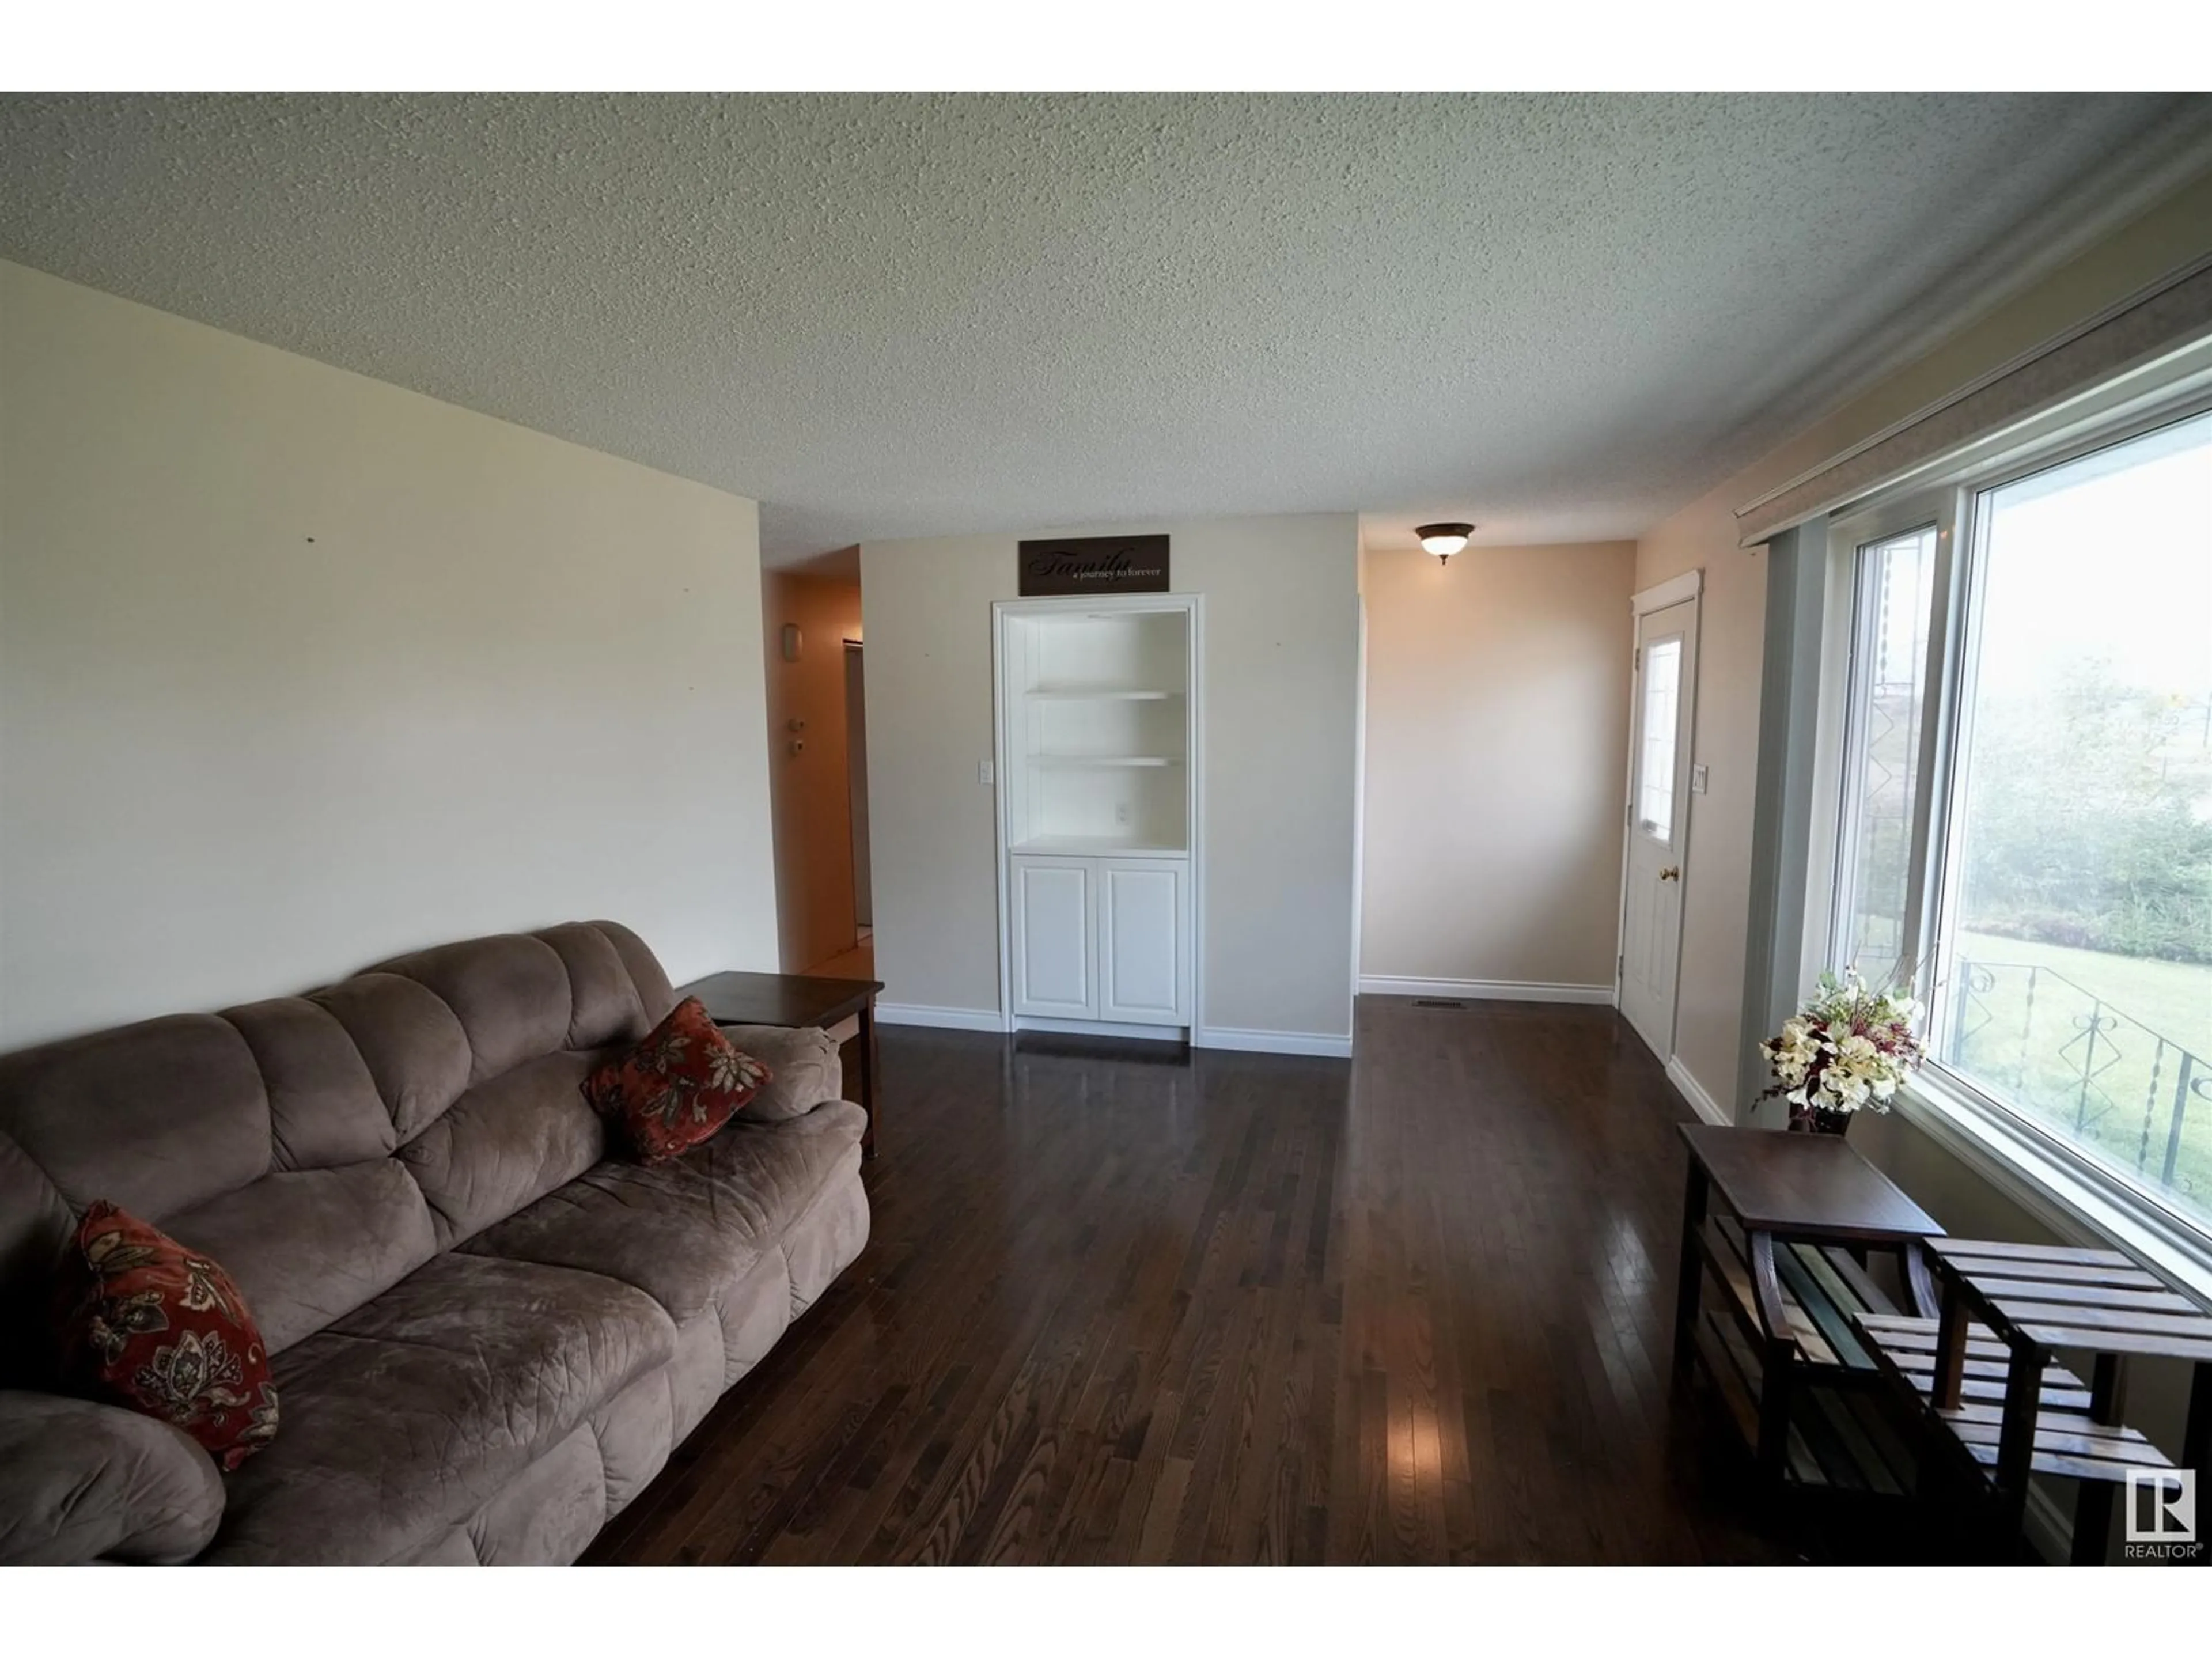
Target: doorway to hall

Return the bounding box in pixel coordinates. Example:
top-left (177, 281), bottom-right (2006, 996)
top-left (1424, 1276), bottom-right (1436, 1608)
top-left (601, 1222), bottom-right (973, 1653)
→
top-left (815, 639), bottom-right (873, 982)
top-left (762, 560), bottom-right (872, 980)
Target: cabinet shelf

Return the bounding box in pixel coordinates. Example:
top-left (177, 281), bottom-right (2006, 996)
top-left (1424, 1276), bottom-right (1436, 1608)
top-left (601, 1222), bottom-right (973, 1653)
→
top-left (1025, 686), bottom-right (1184, 702)
top-left (1010, 835), bottom-right (1190, 858)
top-left (1031, 754), bottom-right (1182, 768)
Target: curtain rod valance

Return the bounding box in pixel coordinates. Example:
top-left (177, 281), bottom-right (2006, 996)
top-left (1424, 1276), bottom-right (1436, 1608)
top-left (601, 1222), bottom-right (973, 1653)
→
top-left (1734, 252), bottom-right (2212, 547)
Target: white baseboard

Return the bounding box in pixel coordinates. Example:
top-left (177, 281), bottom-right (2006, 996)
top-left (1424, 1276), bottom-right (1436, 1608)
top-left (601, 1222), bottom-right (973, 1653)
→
top-left (1014, 1016), bottom-right (1184, 1043)
top-left (1193, 1026), bottom-right (1353, 1059)
top-left (1664, 1056), bottom-right (1733, 1126)
top-left (875, 1005), bottom-right (1351, 1060)
top-left (1357, 974), bottom-right (1615, 1006)
top-left (873, 1002), bottom-right (1009, 1033)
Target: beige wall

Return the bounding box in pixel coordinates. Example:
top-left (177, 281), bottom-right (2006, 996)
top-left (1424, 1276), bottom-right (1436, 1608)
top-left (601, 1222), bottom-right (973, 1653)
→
top-left (853, 535), bottom-right (1009, 1019)
top-left (762, 569), bottom-right (864, 971)
top-left (1637, 165), bottom-right (2212, 1118)
top-left (860, 514), bottom-right (1362, 1043)
top-left (1359, 541), bottom-right (1635, 990)
top-left (0, 261), bottom-right (779, 1048)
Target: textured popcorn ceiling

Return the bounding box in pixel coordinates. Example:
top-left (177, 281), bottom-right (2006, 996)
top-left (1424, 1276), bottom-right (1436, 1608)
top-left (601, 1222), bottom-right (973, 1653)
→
top-left (4, 93), bottom-right (2209, 564)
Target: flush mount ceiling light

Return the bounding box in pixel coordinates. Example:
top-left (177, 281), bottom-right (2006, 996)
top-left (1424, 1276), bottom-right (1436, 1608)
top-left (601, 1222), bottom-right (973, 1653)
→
top-left (1416, 522), bottom-right (1474, 565)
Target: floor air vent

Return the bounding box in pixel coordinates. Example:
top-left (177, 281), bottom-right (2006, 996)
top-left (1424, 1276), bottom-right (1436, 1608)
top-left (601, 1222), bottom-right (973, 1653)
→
top-left (1412, 998), bottom-right (1467, 1009)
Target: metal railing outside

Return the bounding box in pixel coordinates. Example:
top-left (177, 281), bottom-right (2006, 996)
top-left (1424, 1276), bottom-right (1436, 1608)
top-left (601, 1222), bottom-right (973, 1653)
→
top-left (1949, 958), bottom-right (2210, 1214)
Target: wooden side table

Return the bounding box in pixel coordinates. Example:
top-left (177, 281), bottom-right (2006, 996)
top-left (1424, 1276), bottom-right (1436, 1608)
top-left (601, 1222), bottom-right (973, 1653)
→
top-left (677, 970), bottom-right (885, 1159)
top-left (1673, 1123), bottom-right (1945, 1493)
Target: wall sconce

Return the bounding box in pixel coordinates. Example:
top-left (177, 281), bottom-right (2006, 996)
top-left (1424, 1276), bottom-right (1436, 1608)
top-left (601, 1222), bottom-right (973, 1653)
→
top-left (1416, 523), bottom-right (1474, 566)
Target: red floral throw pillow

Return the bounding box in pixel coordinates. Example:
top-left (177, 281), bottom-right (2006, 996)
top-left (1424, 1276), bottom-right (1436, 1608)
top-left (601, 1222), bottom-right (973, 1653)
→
top-left (581, 996), bottom-right (771, 1165)
top-left (54, 1202), bottom-right (281, 1472)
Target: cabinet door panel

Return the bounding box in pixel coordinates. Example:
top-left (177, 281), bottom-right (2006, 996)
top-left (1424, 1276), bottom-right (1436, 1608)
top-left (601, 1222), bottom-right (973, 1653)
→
top-left (1010, 858), bottom-right (1095, 1017)
top-left (1099, 860), bottom-right (1187, 1025)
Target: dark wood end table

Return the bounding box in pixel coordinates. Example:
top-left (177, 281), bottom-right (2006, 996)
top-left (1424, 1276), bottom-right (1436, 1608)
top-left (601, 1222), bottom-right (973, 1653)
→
top-left (677, 970), bottom-right (885, 1159)
top-left (1674, 1123), bottom-right (1946, 1490)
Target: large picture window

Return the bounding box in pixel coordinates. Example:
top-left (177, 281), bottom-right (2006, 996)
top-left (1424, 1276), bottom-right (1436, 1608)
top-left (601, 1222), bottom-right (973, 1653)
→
top-left (1831, 403), bottom-right (2212, 1240)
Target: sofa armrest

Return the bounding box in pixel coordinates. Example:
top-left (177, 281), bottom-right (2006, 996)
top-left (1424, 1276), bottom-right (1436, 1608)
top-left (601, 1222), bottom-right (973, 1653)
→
top-left (0, 1391), bottom-right (226, 1565)
top-left (717, 1024), bottom-right (845, 1123)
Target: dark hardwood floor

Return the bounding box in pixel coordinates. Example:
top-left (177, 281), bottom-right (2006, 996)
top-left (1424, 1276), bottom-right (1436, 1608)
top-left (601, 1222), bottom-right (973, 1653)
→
top-left (584, 996), bottom-right (1815, 1565)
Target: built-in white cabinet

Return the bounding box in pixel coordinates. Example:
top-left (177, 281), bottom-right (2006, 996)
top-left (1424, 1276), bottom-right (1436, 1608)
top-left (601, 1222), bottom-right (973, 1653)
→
top-left (1007, 853), bottom-right (1190, 1025)
top-left (996, 595), bottom-right (1200, 1035)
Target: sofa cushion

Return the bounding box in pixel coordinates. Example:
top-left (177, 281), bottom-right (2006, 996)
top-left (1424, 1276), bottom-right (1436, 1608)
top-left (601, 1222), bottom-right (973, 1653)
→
top-left (714, 1023), bottom-right (844, 1123)
top-left (205, 1252), bottom-right (675, 1565)
top-left (371, 933), bottom-right (574, 1084)
top-left (464, 1099), bottom-right (866, 1324)
top-left (54, 1202), bottom-right (281, 1471)
top-left (594, 919), bottom-right (680, 1027)
top-left (533, 922), bottom-right (653, 1050)
top-left (163, 1162), bottom-right (438, 1354)
top-left (308, 973), bottom-right (474, 1141)
top-left (584, 998), bottom-right (768, 1166)
top-left (0, 1391), bottom-right (226, 1566)
top-left (684, 1099), bottom-right (870, 1237)
top-left (398, 1048), bottom-right (609, 1248)
top-left (463, 1163), bottom-right (768, 1324)
top-left (0, 1014), bottom-right (270, 1222)
top-left (224, 995), bottom-right (398, 1170)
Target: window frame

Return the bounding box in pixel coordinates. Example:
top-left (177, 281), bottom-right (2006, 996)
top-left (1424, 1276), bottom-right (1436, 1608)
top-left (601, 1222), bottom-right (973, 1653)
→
top-left (1821, 375), bottom-right (2212, 1291)
top-left (1826, 507), bottom-right (1952, 990)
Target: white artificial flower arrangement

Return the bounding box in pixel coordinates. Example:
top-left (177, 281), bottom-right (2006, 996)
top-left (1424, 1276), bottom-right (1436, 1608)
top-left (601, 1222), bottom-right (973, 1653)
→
top-left (1759, 968), bottom-right (1926, 1131)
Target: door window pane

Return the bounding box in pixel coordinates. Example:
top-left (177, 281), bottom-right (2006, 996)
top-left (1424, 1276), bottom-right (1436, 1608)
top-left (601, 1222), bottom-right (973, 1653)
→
top-left (1935, 410), bottom-right (2212, 1230)
top-left (1836, 527), bottom-right (1938, 987)
top-left (1638, 636), bottom-right (1682, 840)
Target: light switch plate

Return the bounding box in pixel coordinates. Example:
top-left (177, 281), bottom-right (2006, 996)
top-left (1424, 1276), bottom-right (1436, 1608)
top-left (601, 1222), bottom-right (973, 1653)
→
top-left (1691, 763), bottom-right (1709, 794)
top-left (978, 759), bottom-right (995, 786)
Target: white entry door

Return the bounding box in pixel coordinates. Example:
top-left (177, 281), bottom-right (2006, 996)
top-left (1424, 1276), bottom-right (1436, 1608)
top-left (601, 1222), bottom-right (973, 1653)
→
top-left (1619, 590), bottom-right (1699, 1059)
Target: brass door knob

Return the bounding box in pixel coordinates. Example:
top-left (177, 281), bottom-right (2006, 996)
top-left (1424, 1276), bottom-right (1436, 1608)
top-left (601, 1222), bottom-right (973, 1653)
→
top-left (1659, 866), bottom-right (1681, 881)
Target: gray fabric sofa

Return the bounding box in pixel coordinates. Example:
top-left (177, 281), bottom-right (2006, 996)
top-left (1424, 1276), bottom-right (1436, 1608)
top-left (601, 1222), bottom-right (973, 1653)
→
top-left (0, 921), bottom-right (870, 1565)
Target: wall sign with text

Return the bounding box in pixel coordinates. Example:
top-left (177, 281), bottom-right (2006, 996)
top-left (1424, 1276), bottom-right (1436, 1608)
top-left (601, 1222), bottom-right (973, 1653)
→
top-left (1016, 535), bottom-right (1170, 597)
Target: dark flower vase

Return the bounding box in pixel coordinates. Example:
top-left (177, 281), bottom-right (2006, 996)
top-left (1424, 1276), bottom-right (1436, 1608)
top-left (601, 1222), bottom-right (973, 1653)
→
top-left (1788, 1105), bottom-right (1853, 1137)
